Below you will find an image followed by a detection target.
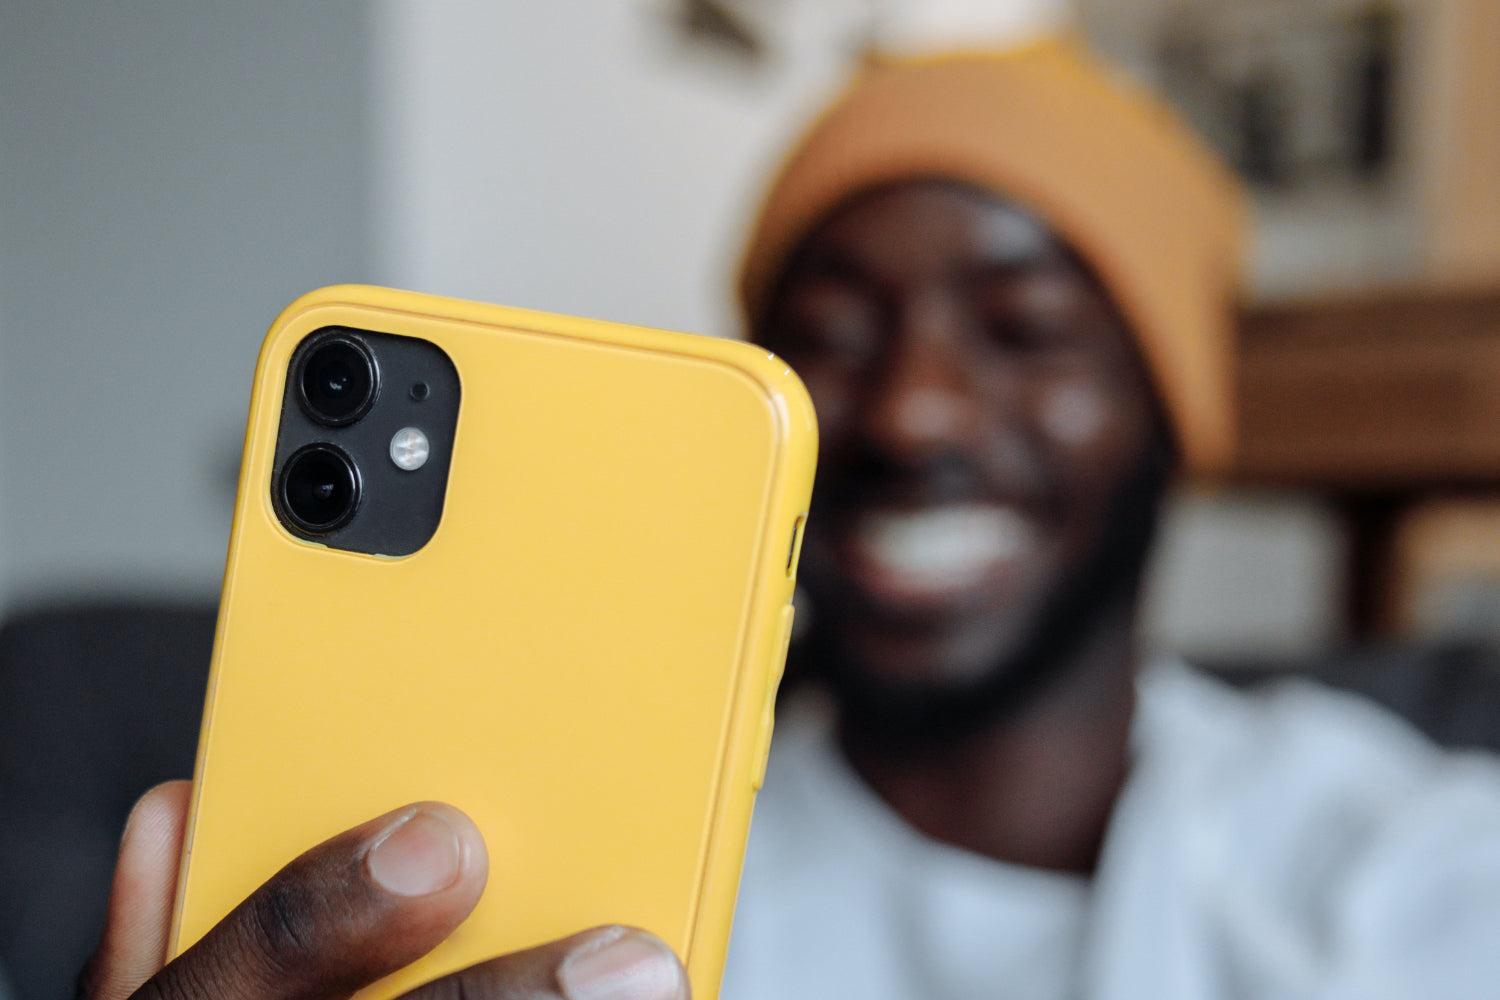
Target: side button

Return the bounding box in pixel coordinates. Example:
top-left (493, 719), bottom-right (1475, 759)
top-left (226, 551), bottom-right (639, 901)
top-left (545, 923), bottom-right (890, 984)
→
top-left (752, 605), bottom-right (797, 790)
top-left (785, 516), bottom-right (807, 579)
top-left (751, 701), bottom-right (775, 792)
top-left (768, 605), bottom-right (795, 693)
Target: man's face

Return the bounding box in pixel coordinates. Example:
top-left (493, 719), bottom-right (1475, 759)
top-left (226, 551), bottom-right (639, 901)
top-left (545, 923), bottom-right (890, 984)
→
top-left (758, 181), bottom-right (1164, 701)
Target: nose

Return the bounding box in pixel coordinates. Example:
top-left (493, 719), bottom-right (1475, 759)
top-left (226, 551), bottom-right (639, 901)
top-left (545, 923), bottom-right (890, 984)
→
top-left (859, 292), bottom-right (981, 459)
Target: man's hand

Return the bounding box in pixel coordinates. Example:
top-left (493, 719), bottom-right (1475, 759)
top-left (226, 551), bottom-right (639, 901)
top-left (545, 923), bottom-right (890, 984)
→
top-left (79, 782), bottom-right (688, 1000)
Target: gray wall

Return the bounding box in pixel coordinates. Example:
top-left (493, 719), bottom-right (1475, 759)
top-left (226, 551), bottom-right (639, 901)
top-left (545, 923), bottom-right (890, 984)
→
top-left (0, 2), bottom-right (1346, 656)
top-left (0, 2), bottom-right (373, 616)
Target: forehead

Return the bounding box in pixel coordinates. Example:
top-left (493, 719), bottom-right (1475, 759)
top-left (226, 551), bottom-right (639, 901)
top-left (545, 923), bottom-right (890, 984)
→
top-left (779, 179), bottom-right (1079, 285)
top-left (759, 177), bottom-right (1162, 406)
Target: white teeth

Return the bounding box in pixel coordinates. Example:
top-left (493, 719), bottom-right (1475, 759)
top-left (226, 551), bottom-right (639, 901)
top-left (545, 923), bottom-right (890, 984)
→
top-left (857, 504), bottom-right (1035, 590)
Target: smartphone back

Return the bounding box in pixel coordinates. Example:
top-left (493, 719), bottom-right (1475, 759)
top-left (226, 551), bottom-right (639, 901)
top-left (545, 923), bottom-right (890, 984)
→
top-left (172, 286), bottom-right (815, 998)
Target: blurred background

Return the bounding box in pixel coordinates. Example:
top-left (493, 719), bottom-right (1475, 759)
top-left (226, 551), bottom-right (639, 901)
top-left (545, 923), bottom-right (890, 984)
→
top-left (2, 1), bottom-right (1498, 997)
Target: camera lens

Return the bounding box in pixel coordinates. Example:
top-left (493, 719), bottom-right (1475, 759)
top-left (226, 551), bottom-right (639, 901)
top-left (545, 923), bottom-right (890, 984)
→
top-left (279, 444), bottom-right (360, 534)
top-left (296, 333), bottom-right (376, 426)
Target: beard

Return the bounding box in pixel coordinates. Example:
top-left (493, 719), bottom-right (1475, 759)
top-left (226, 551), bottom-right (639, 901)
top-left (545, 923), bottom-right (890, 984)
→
top-left (794, 432), bottom-right (1174, 749)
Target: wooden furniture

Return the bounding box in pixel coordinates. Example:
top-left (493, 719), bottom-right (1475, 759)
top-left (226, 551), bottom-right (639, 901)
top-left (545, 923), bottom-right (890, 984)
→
top-left (1235, 285), bottom-right (1500, 636)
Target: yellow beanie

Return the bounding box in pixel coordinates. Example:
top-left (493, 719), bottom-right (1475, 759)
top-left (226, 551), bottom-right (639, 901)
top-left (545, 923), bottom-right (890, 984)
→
top-left (739, 38), bottom-right (1247, 476)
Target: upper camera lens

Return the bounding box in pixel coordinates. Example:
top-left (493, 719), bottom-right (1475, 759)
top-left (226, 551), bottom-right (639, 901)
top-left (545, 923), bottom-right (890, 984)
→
top-left (296, 334), bottom-right (376, 426)
top-left (279, 444), bottom-right (360, 534)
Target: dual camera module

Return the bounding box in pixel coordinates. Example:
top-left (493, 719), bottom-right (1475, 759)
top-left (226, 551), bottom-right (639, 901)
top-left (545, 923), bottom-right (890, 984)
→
top-left (272, 328), bottom-right (459, 556)
top-left (279, 335), bottom-right (377, 534)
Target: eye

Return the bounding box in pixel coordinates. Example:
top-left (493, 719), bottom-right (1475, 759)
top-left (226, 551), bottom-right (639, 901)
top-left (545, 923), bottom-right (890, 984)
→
top-left (986, 317), bottom-right (1067, 353)
top-left (976, 271), bottom-right (1118, 367)
top-left (771, 283), bottom-right (884, 366)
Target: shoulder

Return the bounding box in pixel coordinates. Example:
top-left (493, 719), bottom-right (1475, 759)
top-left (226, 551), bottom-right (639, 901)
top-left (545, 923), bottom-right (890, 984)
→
top-left (1141, 659), bottom-right (1493, 792)
top-left (1140, 662), bottom-right (1500, 968)
top-left (1142, 661), bottom-right (1500, 842)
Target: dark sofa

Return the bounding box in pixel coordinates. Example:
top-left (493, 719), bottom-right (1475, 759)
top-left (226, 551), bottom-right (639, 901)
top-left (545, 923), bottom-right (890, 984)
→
top-left (2, 602), bottom-right (1499, 999)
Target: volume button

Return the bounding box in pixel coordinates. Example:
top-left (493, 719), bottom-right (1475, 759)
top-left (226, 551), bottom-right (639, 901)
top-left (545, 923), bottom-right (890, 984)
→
top-left (751, 700), bottom-right (775, 792)
top-left (769, 605), bottom-right (795, 693)
top-left (785, 516), bottom-right (807, 579)
top-left (752, 605), bottom-right (797, 791)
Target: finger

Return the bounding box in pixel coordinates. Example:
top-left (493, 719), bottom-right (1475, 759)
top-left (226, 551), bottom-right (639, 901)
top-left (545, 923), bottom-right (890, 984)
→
top-left (81, 781), bottom-right (192, 1000)
top-left (143, 801), bottom-right (488, 1000)
top-left (401, 925), bottom-right (688, 1000)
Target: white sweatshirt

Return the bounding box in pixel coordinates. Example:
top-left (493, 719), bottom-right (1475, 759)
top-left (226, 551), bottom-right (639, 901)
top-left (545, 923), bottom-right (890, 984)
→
top-left (723, 662), bottom-right (1500, 1000)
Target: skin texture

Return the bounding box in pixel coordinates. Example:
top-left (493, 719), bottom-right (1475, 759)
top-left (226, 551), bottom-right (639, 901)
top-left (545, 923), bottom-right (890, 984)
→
top-left (79, 782), bottom-right (689, 1000)
top-left (756, 180), bottom-right (1172, 871)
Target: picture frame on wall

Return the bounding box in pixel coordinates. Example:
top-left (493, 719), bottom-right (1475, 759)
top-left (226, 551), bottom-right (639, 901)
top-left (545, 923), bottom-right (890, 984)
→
top-left (1079, 0), bottom-right (1431, 298)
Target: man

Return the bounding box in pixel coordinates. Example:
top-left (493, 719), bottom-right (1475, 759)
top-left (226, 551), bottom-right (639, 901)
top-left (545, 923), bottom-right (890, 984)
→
top-left (79, 37), bottom-right (1500, 1000)
top-left (721, 39), bottom-right (1500, 1000)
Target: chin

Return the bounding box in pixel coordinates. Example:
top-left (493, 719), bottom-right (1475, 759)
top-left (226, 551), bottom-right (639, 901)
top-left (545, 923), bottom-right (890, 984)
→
top-left (836, 606), bottom-right (1038, 690)
top-left (817, 622), bottom-right (1048, 744)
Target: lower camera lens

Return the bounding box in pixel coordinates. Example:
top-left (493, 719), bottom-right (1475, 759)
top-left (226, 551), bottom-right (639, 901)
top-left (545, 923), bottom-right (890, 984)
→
top-left (279, 444), bottom-right (360, 534)
top-left (296, 333), bottom-right (376, 426)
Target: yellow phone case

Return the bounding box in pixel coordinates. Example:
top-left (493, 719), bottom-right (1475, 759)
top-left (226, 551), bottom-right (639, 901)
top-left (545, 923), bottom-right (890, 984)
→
top-left (170, 285), bottom-right (816, 998)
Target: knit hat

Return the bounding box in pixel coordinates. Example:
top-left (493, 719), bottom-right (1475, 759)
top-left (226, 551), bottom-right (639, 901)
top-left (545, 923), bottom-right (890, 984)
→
top-left (739, 38), bottom-right (1247, 475)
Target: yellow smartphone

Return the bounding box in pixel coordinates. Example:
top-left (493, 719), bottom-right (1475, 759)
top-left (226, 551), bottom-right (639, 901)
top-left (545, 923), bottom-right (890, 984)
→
top-left (170, 285), bottom-right (816, 999)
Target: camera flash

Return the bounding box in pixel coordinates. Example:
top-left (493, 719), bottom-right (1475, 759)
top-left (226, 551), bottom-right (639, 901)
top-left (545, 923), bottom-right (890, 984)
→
top-left (389, 427), bottom-right (430, 472)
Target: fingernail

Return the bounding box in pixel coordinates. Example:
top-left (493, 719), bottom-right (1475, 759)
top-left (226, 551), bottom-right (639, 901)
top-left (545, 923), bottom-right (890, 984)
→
top-left (557, 927), bottom-right (685, 1000)
top-left (366, 808), bottom-right (464, 897)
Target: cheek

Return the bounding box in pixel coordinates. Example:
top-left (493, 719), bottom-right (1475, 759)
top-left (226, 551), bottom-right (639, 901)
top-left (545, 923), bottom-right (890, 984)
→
top-left (1032, 377), bottom-right (1153, 501)
top-left (1037, 381), bottom-right (1109, 448)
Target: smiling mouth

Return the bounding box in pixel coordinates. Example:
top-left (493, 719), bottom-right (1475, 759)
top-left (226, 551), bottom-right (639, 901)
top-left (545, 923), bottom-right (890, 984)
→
top-left (838, 502), bottom-right (1042, 611)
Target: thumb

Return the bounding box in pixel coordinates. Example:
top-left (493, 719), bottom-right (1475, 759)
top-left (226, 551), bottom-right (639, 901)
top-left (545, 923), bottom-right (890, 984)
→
top-left (79, 781), bottom-right (191, 1000)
